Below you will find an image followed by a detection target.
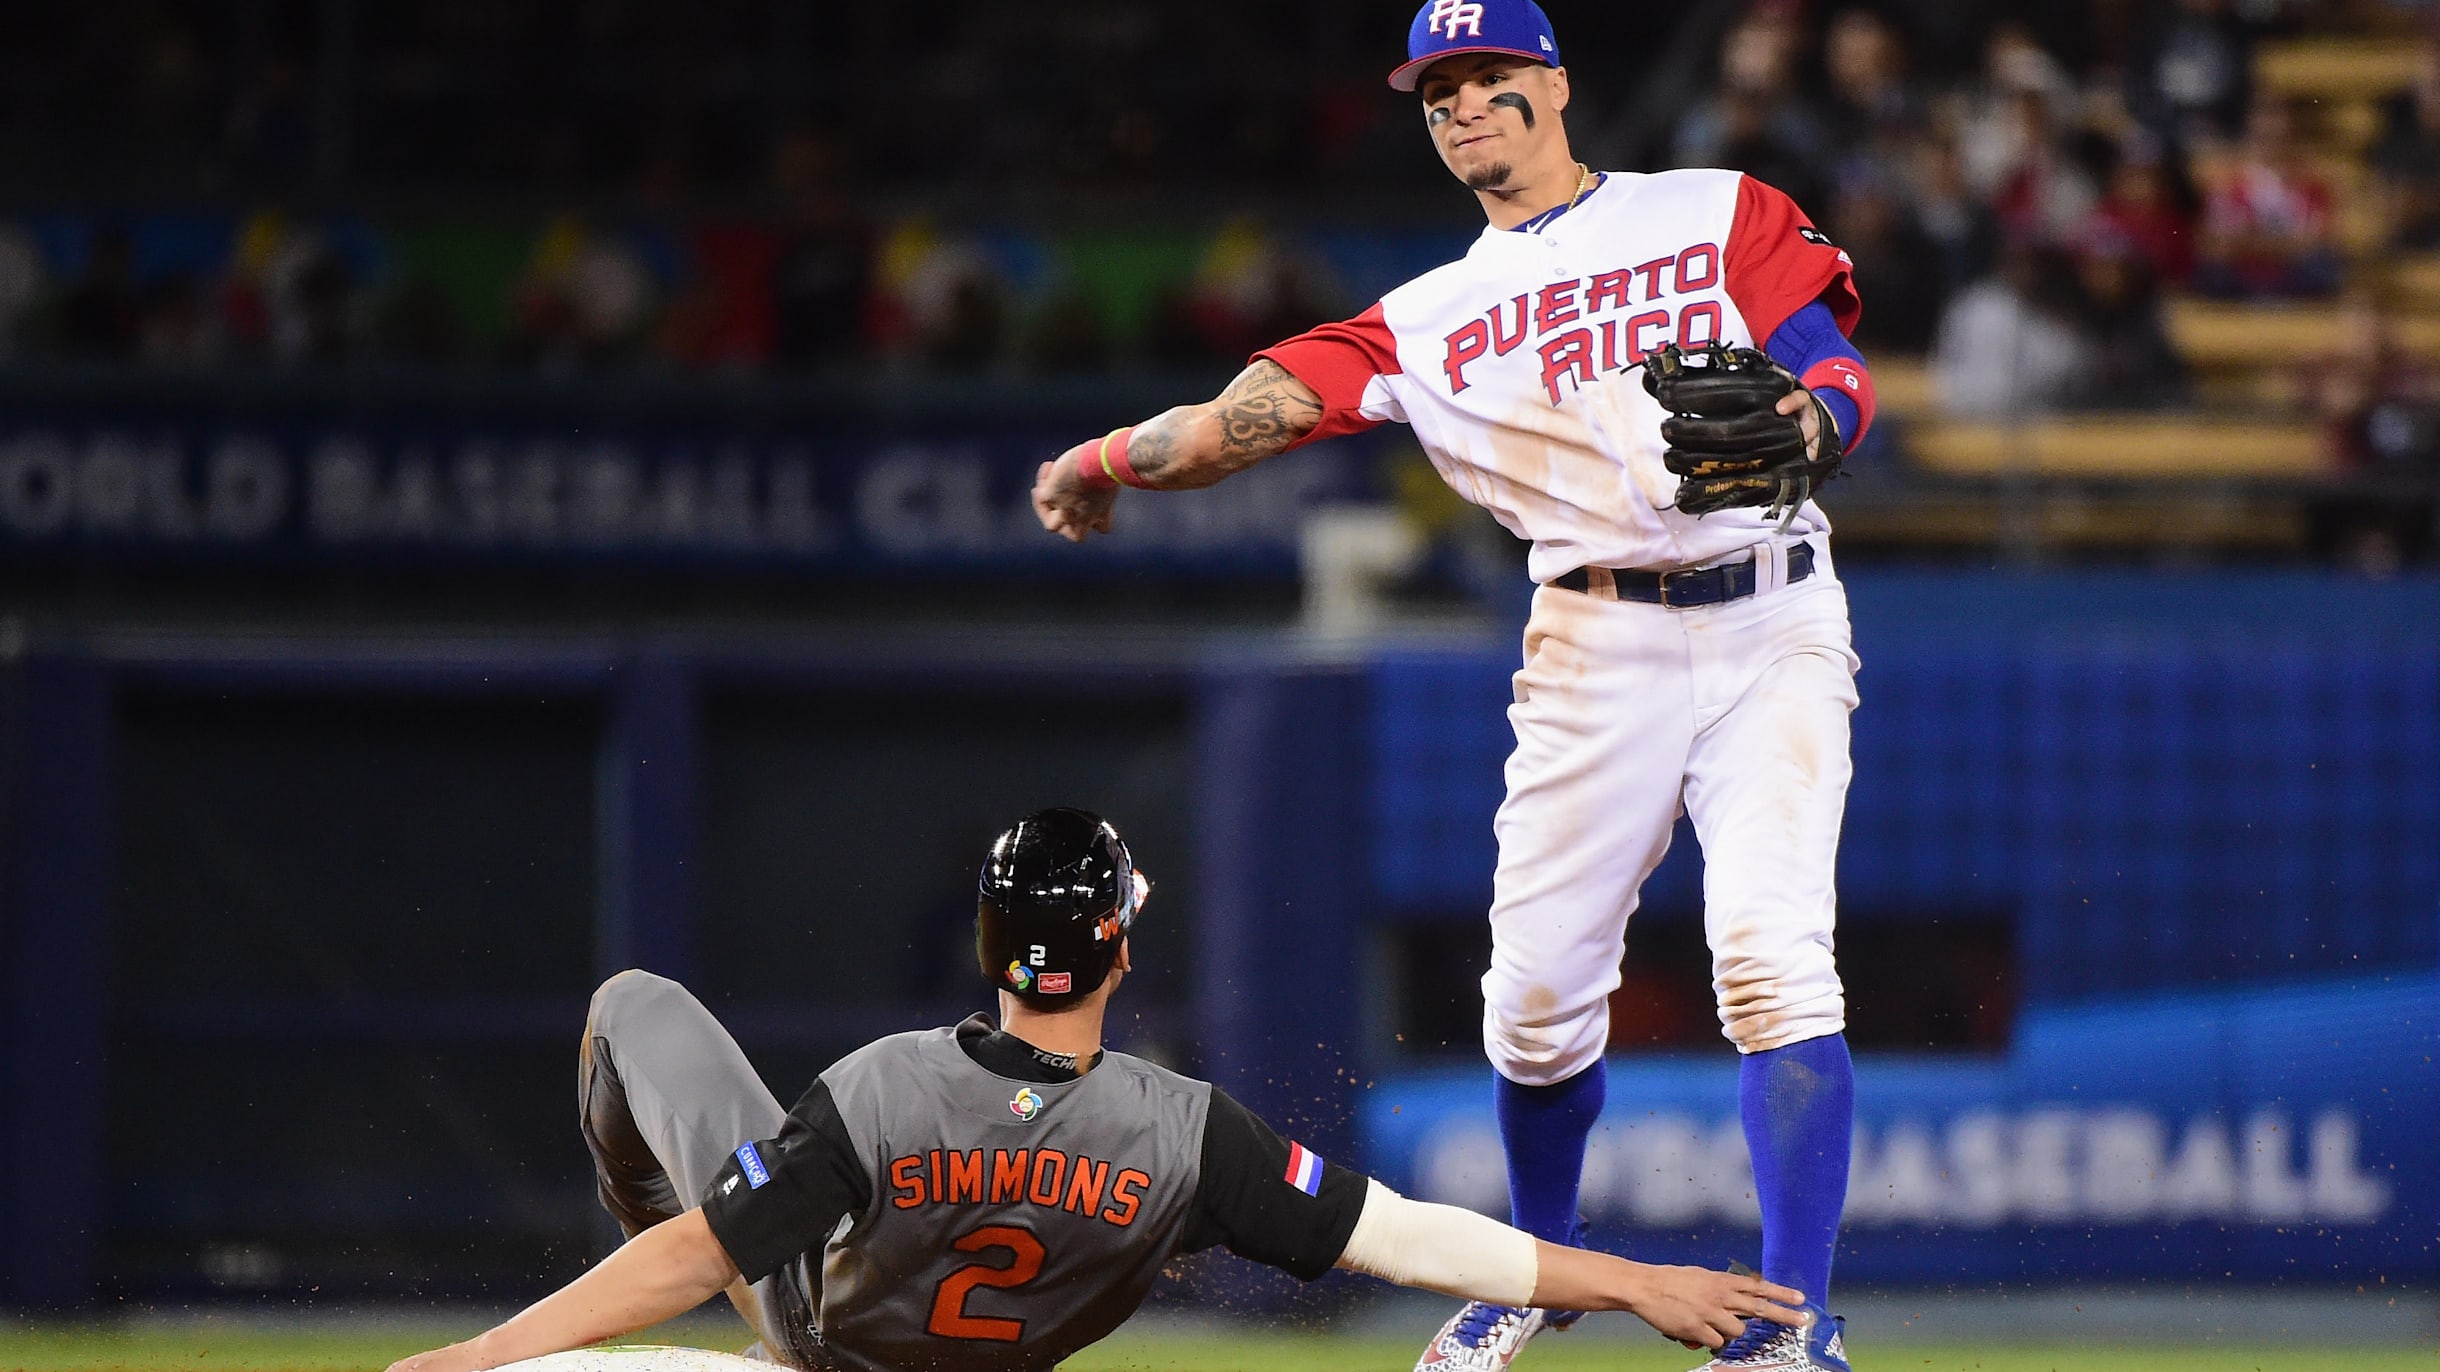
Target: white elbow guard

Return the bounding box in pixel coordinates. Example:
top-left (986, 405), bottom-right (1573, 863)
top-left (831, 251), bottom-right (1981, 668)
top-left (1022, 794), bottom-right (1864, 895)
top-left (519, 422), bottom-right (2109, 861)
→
top-left (1335, 1179), bottom-right (1538, 1308)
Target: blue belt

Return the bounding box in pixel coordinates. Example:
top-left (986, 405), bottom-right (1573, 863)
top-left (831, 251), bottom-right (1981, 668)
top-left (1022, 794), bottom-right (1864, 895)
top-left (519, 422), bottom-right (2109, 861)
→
top-left (1551, 541), bottom-right (1814, 608)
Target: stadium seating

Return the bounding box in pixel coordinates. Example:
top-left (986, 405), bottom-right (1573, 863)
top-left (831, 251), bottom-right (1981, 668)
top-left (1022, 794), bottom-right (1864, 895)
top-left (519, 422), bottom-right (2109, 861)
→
top-left (1906, 417), bottom-right (2323, 480)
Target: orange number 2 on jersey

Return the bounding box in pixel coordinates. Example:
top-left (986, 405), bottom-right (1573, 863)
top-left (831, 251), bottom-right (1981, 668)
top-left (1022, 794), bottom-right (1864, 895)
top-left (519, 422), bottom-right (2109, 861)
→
top-left (926, 1224), bottom-right (1046, 1342)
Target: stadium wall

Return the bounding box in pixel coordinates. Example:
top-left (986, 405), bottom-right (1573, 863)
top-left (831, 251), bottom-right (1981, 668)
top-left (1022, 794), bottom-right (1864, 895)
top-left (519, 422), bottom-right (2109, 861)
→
top-left (3, 571), bottom-right (2436, 1304)
top-left (1364, 974), bottom-right (2438, 1283)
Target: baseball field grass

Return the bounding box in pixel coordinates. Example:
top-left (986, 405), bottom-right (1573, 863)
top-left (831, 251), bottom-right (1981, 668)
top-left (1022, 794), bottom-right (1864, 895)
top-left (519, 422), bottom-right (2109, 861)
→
top-left (1, 1322), bottom-right (2434, 1372)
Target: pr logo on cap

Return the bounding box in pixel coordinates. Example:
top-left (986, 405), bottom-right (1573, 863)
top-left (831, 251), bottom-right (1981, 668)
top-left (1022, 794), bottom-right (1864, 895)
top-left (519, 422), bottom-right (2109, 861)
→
top-left (1428, 1), bottom-right (1485, 37)
top-left (1390, 0), bottom-right (1563, 93)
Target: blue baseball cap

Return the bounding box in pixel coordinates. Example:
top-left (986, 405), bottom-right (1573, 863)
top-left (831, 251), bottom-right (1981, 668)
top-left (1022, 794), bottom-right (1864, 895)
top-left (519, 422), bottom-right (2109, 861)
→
top-left (1389, 0), bottom-right (1562, 93)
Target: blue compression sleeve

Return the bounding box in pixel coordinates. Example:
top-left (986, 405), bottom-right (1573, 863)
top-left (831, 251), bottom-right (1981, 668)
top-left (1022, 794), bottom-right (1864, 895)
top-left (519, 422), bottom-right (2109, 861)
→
top-left (1739, 1031), bottom-right (1854, 1311)
top-left (1764, 300), bottom-right (1865, 452)
top-left (1494, 1061), bottom-right (1606, 1244)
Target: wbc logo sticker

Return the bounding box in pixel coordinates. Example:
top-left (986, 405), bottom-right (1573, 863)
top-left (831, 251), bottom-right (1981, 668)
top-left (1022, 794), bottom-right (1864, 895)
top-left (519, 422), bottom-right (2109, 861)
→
top-left (1428, 0), bottom-right (1485, 38)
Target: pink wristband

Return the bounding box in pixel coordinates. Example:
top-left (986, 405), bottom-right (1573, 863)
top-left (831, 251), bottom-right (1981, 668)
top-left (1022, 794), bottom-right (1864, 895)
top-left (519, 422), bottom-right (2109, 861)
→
top-left (1068, 436), bottom-right (1118, 491)
top-left (1099, 426), bottom-right (1146, 488)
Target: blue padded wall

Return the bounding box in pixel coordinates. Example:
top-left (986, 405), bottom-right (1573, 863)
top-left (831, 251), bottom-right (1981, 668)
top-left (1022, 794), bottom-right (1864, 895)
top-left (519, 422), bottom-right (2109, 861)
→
top-left (1369, 650), bottom-right (1509, 914)
top-left (1841, 639), bottom-right (2035, 916)
top-left (2020, 639), bottom-right (2440, 1000)
top-left (1369, 571), bottom-right (2440, 1004)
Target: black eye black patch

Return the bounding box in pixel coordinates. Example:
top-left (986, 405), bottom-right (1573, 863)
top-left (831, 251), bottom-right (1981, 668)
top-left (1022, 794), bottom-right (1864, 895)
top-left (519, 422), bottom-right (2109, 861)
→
top-left (1489, 91), bottom-right (1536, 129)
top-left (1429, 106), bottom-right (1453, 127)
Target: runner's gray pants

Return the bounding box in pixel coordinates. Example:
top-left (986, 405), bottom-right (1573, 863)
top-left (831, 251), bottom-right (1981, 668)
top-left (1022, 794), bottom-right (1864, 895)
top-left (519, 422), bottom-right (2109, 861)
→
top-left (579, 968), bottom-right (821, 1367)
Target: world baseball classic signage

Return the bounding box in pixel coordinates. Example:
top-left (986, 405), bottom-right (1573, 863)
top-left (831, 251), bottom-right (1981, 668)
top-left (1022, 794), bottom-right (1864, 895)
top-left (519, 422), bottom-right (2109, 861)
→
top-left (0, 407), bottom-right (1373, 576)
top-left (1365, 978), bottom-right (2437, 1282)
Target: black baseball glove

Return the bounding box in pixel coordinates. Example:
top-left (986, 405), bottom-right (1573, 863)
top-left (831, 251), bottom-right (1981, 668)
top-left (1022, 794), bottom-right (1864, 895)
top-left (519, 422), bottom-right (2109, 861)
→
top-left (1641, 341), bottom-right (1843, 522)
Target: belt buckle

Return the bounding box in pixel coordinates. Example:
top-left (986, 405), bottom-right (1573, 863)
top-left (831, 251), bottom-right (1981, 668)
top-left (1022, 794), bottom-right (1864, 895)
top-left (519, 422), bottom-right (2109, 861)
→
top-left (1656, 569), bottom-right (1703, 610)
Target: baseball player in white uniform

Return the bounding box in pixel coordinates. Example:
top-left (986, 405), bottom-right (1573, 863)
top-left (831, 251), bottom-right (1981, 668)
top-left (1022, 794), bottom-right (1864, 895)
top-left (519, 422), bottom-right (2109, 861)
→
top-left (1033, 4), bottom-right (1873, 1370)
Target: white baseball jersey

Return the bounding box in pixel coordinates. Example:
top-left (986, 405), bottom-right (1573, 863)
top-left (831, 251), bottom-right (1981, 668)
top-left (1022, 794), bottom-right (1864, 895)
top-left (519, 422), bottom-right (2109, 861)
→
top-left (1260, 168), bottom-right (1860, 582)
top-left (1262, 169), bottom-right (1867, 1075)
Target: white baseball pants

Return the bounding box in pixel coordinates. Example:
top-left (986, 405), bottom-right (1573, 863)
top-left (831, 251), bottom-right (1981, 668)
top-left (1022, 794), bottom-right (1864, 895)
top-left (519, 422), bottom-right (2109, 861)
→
top-left (1481, 536), bottom-right (1860, 1084)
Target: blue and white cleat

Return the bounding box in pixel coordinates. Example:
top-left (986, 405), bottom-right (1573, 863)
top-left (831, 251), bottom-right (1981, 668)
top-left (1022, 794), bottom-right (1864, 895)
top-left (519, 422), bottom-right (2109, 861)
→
top-left (1688, 1304), bottom-right (1848, 1372)
top-left (1412, 1302), bottom-right (1582, 1372)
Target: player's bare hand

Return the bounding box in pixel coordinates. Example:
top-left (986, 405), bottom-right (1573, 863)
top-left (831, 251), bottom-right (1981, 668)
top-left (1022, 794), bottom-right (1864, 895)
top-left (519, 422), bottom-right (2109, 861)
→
top-left (1625, 1263), bottom-right (1806, 1350)
top-left (384, 1338), bottom-right (496, 1372)
top-left (1776, 388), bottom-right (1822, 460)
top-left (1033, 446), bottom-right (1120, 543)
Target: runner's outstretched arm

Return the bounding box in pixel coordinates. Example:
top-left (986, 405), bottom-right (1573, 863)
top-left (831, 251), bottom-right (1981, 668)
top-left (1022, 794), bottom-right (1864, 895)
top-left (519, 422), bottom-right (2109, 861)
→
top-left (384, 1211), bottom-right (740, 1372)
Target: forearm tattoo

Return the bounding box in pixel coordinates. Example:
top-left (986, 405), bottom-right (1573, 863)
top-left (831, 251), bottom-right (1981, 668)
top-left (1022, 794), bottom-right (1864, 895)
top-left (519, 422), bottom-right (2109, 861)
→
top-left (1125, 420), bottom-right (1183, 484)
top-left (1126, 360), bottom-right (1323, 488)
top-left (1213, 360), bottom-right (1323, 462)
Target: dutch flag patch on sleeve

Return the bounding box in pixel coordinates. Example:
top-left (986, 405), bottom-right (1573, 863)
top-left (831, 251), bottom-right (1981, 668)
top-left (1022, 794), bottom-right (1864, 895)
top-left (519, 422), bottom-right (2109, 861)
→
top-left (1283, 1141), bottom-right (1324, 1196)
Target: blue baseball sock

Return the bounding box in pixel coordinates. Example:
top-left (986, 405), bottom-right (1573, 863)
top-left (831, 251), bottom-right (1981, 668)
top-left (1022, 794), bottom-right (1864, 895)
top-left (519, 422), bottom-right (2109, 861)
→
top-left (1494, 1060), bottom-right (1607, 1245)
top-left (1739, 1031), bottom-right (1853, 1313)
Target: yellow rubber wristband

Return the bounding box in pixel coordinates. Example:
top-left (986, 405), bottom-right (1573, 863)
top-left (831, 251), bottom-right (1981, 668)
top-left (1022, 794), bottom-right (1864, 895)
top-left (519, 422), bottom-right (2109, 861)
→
top-left (1098, 430), bottom-right (1124, 486)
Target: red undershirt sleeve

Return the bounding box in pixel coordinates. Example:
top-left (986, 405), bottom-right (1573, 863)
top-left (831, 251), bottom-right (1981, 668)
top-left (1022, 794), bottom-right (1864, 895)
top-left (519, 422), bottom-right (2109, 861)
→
top-left (1252, 302), bottom-right (1401, 449)
top-left (1724, 175), bottom-right (1862, 347)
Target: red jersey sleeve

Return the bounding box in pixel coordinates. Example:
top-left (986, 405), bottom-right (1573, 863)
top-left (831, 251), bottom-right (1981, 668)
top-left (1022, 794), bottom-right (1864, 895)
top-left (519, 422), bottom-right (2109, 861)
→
top-left (1252, 302), bottom-right (1400, 449)
top-left (1724, 176), bottom-right (1862, 346)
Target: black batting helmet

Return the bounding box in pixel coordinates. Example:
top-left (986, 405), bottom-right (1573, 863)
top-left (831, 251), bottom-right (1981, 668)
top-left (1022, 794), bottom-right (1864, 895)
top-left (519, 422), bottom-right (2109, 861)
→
top-left (975, 807), bottom-right (1146, 1006)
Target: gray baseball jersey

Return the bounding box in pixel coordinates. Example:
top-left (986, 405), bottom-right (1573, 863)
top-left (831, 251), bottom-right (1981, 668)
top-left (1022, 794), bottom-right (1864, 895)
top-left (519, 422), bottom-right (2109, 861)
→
top-left (699, 1014), bottom-right (1363, 1372)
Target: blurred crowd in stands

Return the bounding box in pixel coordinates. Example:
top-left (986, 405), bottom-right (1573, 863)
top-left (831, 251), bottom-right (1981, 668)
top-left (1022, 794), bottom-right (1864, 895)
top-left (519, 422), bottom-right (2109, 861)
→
top-left (3, 0), bottom-right (2440, 485)
top-left (0, 183), bottom-right (1398, 380)
top-left (1678, 0), bottom-right (2440, 459)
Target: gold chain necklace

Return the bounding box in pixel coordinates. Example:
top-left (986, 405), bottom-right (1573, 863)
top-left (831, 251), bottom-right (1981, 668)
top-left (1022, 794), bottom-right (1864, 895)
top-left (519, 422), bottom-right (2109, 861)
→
top-left (1521, 164), bottom-right (1595, 230)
